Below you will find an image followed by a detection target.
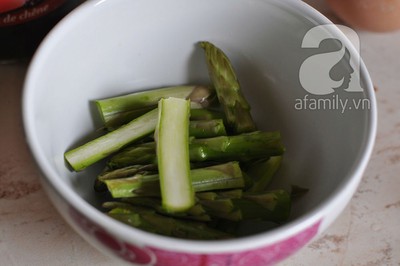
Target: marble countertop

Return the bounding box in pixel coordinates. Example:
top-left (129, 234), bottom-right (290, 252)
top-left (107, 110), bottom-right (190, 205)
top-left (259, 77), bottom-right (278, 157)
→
top-left (1, 1), bottom-right (399, 265)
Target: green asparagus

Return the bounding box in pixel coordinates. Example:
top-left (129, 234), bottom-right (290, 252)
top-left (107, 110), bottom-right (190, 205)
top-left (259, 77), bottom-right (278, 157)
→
top-left (107, 206), bottom-right (231, 239)
top-left (104, 162), bottom-right (245, 198)
top-left (246, 156), bottom-right (283, 193)
top-left (189, 119), bottom-right (227, 138)
top-left (105, 188), bottom-right (291, 224)
top-left (200, 41), bottom-right (256, 133)
top-left (199, 189), bottom-right (291, 223)
top-left (107, 131), bottom-right (284, 169)
top-left (96, 85), bottom-right (215, 129)
top-left (110, 199), bottom-right (211, 222)
top-left (62, 41), bottom-right (305, 240)
top-left (190, 109), bottom-right (225, 121)
top-left (94, 164), bottom-right (157, 192)
top-left (65, 108), bottom-right (158, 171)
top-left (155, 97), bottom-right (194, 213)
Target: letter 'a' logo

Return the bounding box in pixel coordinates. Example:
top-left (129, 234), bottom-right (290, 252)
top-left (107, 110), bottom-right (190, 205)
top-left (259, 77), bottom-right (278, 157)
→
top-left (299, 25), bottom-right (363, 95)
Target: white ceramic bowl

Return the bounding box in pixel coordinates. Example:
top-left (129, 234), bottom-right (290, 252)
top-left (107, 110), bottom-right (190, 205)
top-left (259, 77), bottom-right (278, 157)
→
top-left (23, 0), bottom-right (377, 265)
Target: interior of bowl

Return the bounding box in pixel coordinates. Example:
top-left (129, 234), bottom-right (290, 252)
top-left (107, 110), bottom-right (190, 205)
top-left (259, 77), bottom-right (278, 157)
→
top-left (24, 0), bottom-right (374, 240)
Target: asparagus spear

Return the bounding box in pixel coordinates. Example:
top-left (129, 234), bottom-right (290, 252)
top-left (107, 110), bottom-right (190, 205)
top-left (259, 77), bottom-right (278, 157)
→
top-left (99, 107), bottom-right (155, 131)
top-left (94, 164), bottom-right (158, 192)
top-left (189, 131), bottom-right (284, 162)
top-left (200, 41), bottom-right (256, 133)
top-left (107, 142), bottom-right (157, 168)
top-left (107, 118), bottom-right (227, 138)
top-left (96, 85), bottom-right (215, 129)
top-left (190, 109), bottom-right (225, 121)
top-left (107, 206), bottom-right (232, 240)
top-left (199, 189), bottom-right (291, 223)
top-left (155, 97), bottom-right (194, 213)
top-left (189, 119), bottom-right (226, 138)
top-left (66, 41), bottom-right (297, 239)
top-left (112, 198), bottom-right (211, 222)
top-left (196, 189), bottom-right (243, 200)
top-left (246, 156), bottom-right (283, 193)
top-left (98, 164), bottom-right (157, 182)
top-left (108, 131), bottom-right (285, 169)
top-left (64, 108), bottom-right (158, 171)
top-left (149, 119), bottom-right (228, 139)
top-left (106, 188), bottom-right (290, 224)
top-left (103, 104), bottom-right (214, 131)
top-left (104, 162), bottom-right (245, 198)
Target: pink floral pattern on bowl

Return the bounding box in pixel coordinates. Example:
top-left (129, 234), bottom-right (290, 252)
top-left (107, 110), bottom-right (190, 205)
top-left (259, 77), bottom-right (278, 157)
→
top-left (69, 206), bottom-right (321, 266)
top-left (148, 220), bottom-right (321, 266)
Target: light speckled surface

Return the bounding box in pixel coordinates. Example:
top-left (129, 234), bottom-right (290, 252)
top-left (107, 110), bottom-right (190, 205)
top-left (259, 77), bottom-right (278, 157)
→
top-left (1, 1), bottom-right (400, 265)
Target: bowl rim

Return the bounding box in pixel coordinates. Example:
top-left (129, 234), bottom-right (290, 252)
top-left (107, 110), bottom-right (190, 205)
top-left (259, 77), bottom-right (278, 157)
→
top-left (22, 0), bottom-right (377, 254)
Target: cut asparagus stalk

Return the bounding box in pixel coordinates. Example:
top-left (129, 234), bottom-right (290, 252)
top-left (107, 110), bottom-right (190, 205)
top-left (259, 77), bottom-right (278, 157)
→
top-left (189, 131), bottom-right (284, 162)
top-left (64, 108), bottom-right (158, 171)
top-left (241, 190), bottom-right (291, 222)
top-left (94, 164), bottom-right (158, 192)
top-left (67, 41), bottom-right (295, 239)
top-left (189, 119), bottom-right (226, 138)
top-left (101, 119), bottom-right (227, 169)
top-left (108, 131), bottom-right (284, 169)
top-left (108, 189), bottom-right (290, 223)
top-left (108, 142), bottom-right (157, 168)
top-left (107, 119), bottom-right (227, 141)
top-left (190, 109), bottom-right (225, 121)
top-left (199, 189), bottom-right (291, 223)
top-left (104, 162), bottom-right (245, 198)
top-left (103, 103), bottom-right (209, 131)
top-left (108, 211), bottom-right (159, 234)
top-left (200, 41), bottom-right (256, 133)
top-left (108, 206), bottom-right (232, 240)
top-left (155, 97), bottom-right (194, 213)
top-left (196, 189), bottom-right (243, 200)
top-left (98, 164), bottom-right (157, 182)
top-left (116, 198), bottom-right (211, 222)
top-left (246, 156), bottom-right (283, 193)
top-left (100, 106), bottom-right (155, 131)
top-left (96, 85), bottom-right (215, 129)
top-left (106, 189), bottom-right (290, 224)
top-left (191, 162), bottom-right (245, 191)
top-left (121, 119), bottom-right (227, 139)
top-left (104, 173), bottom-right (159, 198)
